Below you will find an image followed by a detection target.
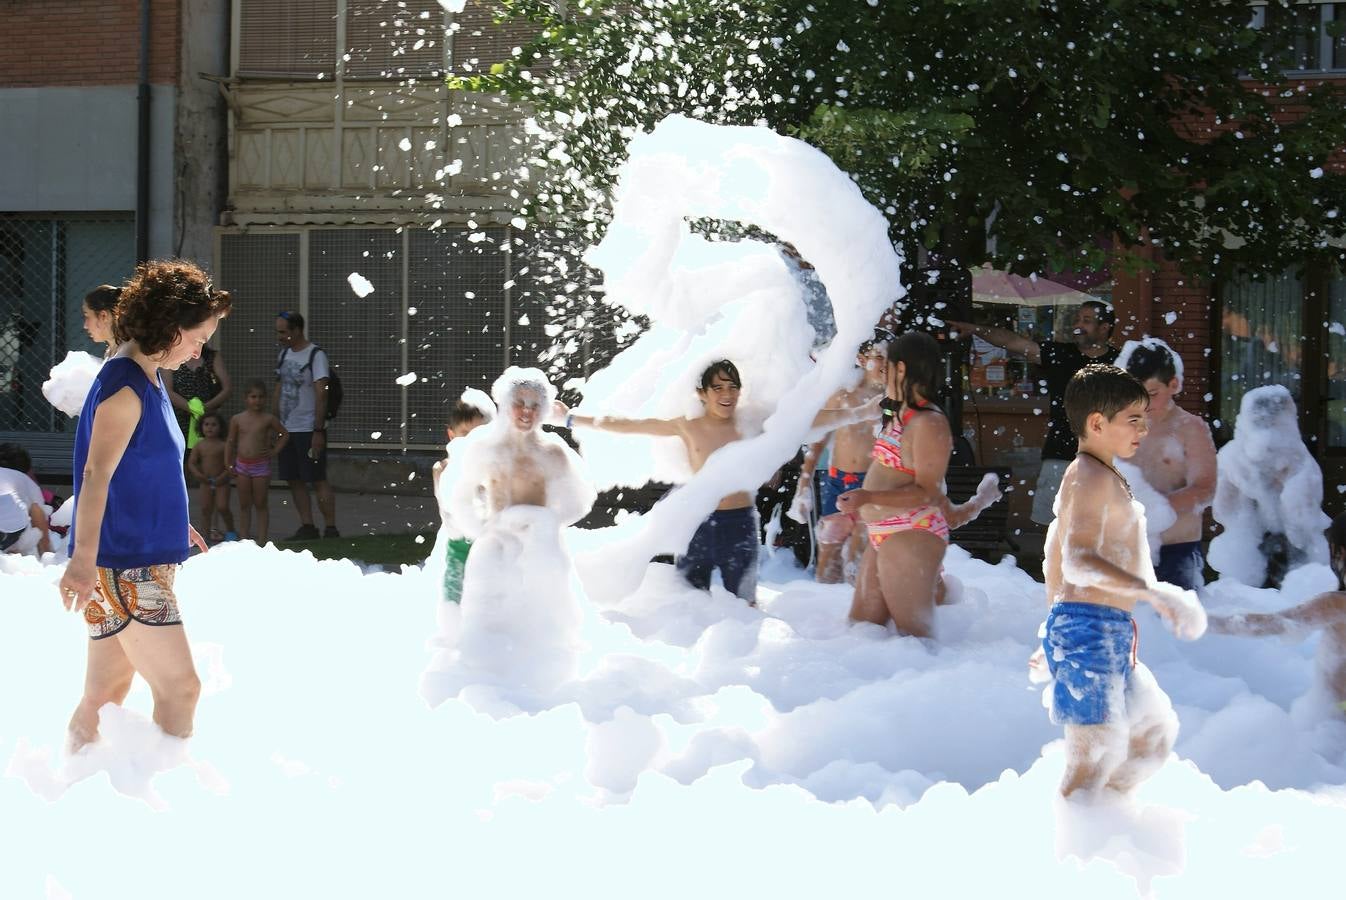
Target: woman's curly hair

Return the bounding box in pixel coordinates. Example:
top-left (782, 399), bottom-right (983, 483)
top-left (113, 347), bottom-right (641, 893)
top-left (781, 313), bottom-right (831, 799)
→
top-left (114, 260), bottom-right (232, 356)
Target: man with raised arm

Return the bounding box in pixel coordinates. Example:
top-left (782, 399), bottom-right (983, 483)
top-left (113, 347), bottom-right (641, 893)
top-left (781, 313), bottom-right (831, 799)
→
top-left (947, 300), bottom-right (1118, 524)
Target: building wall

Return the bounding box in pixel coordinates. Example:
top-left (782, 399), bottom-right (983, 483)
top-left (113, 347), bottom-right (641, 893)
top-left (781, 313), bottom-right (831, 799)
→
top-left (0, 85), bottom-right (176, 256)
top-left (0, 0), bottom-right (180, 87)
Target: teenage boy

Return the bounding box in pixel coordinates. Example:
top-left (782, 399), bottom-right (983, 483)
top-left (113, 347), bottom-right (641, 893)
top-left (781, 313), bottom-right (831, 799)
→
top-left (1032, 364), bottom-right (1206, 798)
top-left (1121, 340), bottom-right (1217, 590)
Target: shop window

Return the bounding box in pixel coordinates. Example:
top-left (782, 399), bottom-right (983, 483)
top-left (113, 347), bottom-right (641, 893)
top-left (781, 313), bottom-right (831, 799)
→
top-left (1251, 2), bottom-right (1346, 75)
top-left (1218, 270), bottom-right (1305, 434)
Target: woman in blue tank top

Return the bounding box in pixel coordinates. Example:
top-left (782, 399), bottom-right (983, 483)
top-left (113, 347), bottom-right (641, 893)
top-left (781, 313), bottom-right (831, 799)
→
top-left (58, 260), bottom-right (232, 751)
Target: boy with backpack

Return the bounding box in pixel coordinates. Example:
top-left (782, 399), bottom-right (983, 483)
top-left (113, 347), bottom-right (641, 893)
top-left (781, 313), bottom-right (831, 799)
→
top-left (274, 311), bottom-right (341, 539)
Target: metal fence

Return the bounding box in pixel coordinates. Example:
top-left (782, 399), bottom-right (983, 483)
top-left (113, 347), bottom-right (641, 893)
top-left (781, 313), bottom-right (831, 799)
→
top-left (0, 214), bottom-right (135, 446)
top-left (216, 223), bottom-right (548, 450)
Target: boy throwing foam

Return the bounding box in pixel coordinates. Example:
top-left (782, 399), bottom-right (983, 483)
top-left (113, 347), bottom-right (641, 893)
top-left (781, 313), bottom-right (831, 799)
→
top-left (1033, 364), bottom-right (1206, 798)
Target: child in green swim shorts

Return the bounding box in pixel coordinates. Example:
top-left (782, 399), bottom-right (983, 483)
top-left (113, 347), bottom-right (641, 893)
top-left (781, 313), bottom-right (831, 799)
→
top-left (432, 393), bottom-right (494, 602)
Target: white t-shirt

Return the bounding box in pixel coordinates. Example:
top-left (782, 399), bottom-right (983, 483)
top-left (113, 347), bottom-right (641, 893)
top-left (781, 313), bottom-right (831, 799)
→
top-left (0, 466), bottom-right (42, 533)
top-left (276, 344), bottom-right (331, 433)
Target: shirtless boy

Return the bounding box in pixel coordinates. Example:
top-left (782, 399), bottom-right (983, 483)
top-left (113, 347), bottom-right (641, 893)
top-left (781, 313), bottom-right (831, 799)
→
top-left (225, 380), bottom-right (289, 543)
top-left (187, 412), bottom-right (234, 542)
top-left (794, 340), bottom-right (888, 583)
top-left (446, 368), bottom-right (594, 541)
top-left (1122, 341), bottom-right (1216, 589)
top-left (564, 360), bottom-right (878, 605)
top-left (1032, 364), bottom-right (1206, 798)
top-left (1208, 512), bottom-right (1346, 714)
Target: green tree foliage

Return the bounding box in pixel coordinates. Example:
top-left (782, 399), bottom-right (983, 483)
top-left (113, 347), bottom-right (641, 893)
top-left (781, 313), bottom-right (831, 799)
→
top-left (467, 0), bottom-right (1346, 278)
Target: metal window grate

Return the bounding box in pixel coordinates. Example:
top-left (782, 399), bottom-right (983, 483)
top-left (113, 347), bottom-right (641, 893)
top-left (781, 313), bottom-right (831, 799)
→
top-left (309, 228), bottom-right (406, 445)
top-left (216, 231), bottom-right (302, 421)
top-left (406, 226), bottom-right (507, 445)
top-left (0, 214), bottom-right (134, 440)
top-left (215, 224), bottom-right (520, 450)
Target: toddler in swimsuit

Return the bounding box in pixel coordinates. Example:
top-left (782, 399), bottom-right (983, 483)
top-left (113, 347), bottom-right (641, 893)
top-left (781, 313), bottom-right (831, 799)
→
top-left (226, 380), bottom-right (290, 543)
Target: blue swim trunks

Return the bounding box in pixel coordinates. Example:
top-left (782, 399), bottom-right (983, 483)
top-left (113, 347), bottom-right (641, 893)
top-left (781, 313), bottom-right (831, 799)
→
top-left (1042, 602), bottom-right (1137, 726)
top-left (819, 467), bottom-right (865, 517)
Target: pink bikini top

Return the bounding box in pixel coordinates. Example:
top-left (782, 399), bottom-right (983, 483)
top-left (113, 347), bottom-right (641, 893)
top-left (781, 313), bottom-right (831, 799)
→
top-left (871, 404), bottom-right (927, 476)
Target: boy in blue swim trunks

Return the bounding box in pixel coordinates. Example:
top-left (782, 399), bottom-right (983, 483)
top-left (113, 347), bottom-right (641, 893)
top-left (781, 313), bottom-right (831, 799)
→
top-left (1030, 364), bottom-right (1207, 798)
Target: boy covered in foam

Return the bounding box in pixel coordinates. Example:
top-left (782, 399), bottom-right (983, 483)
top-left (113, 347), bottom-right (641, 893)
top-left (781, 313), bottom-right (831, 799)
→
top-left (437, 369), bottom-right (596, 691)
top-left (429, 389), bottom-right (495, 603)
top-left (1031, 364), bottom-right (1206, 798)
top-left (1116, 338), bottom-right (1217, 590)
top-left (1208, 384), bottom-right (1330, 589)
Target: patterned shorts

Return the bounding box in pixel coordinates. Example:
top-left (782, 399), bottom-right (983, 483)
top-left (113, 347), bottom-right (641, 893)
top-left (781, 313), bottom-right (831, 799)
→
top-left (84, 564), bottom-right (182, 640)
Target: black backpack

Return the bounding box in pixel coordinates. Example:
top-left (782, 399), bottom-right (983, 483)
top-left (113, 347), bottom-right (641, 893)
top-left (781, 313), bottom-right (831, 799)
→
top-left (277, 344), bottom-right (343, 420)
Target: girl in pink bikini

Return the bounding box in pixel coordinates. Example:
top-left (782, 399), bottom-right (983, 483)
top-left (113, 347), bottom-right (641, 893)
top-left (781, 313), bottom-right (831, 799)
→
top-left (836, 332), bottom-right (955, 636)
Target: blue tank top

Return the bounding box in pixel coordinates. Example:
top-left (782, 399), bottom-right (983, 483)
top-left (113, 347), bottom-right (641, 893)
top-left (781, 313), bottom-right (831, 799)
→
top-left (69, 357), bottom-right (190, 568)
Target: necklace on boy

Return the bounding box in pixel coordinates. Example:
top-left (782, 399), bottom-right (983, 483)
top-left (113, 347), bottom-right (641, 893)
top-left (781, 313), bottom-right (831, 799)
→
top-left (1078, 450), bottom-right (1135, 500)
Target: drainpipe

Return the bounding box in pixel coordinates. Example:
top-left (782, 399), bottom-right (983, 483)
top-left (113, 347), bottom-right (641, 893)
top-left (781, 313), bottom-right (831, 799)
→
top-left (135, 0), bottom-right (151, 262)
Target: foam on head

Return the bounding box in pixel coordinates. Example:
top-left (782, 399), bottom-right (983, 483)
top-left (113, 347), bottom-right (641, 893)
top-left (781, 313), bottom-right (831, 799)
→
top-left (491, 366), bottom-right (556, 428)
top-left (1116, 336), bottom-right (1184, 389)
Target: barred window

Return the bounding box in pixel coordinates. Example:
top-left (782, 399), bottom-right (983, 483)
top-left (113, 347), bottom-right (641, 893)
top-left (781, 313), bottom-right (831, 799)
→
top-left (215, 224), bottom-right (547, 451)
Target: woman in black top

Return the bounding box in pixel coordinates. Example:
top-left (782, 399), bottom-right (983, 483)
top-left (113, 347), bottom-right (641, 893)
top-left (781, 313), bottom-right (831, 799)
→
top-left (163, 343), bottom-right (232, 442)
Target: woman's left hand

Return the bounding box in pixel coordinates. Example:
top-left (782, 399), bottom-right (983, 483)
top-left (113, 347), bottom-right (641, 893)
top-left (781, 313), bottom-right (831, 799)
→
top-left (188, 525), bottom-right (209, 554)
top-left (835, 489), bottom-right (869, 514)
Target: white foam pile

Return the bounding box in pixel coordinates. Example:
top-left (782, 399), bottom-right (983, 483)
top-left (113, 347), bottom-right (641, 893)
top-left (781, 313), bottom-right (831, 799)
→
top-left (4, 542), bottom-right (1345, 897)
top-left (41, 351), bottom-right (103, 417)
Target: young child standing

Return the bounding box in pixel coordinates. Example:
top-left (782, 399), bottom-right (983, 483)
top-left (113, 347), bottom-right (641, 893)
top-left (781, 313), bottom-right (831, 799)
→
top-left (226, 380), bottom-right (289, 544)
top-left (1033, 364), bottom-right (1207, 799)
top-left (432, 393), bottom-right (494, 603)
top-left (187, 411), bottom-right (235, 542)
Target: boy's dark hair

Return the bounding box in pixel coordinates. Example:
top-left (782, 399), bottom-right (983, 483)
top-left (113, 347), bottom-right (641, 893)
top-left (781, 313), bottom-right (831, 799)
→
top-left (84, 284), bottom-right (121, 313)
top-left (447, 400), bottom-right (487, 430)
top-left (114, 260), bottom-right (232, 356)
top-left (1082, 299), bottom-right (1115, 331)
top-left (1064, 364), bottom-right (1148, 438)
top-left (0, 442), bottom-right (32, 473)
top-left (1125, 343), bottom-right (1178, 385)
top-left (244, 378), bottom-right (268, 395)
top-left (1328, 512), bottom-right (1346, 590)
top-left (857, 339), bottom-right (877, 356)
top-left (278, 310), bottom-right (305, 331)
top-left (200, 411), bottom-right (227, 432)
top-left (697, 359), bottom-right (741, 391)
top-left (886, 331), bottom-right (942, 413)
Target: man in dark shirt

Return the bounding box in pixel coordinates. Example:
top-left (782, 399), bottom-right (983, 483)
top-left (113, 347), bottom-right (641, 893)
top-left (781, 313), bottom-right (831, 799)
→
top-left (947, 300), bottom-right (1118, 524)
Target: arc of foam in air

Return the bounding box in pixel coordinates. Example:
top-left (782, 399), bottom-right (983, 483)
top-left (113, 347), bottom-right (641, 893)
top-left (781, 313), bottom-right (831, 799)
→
top-left (578, 115), bottom-right (904, 603)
